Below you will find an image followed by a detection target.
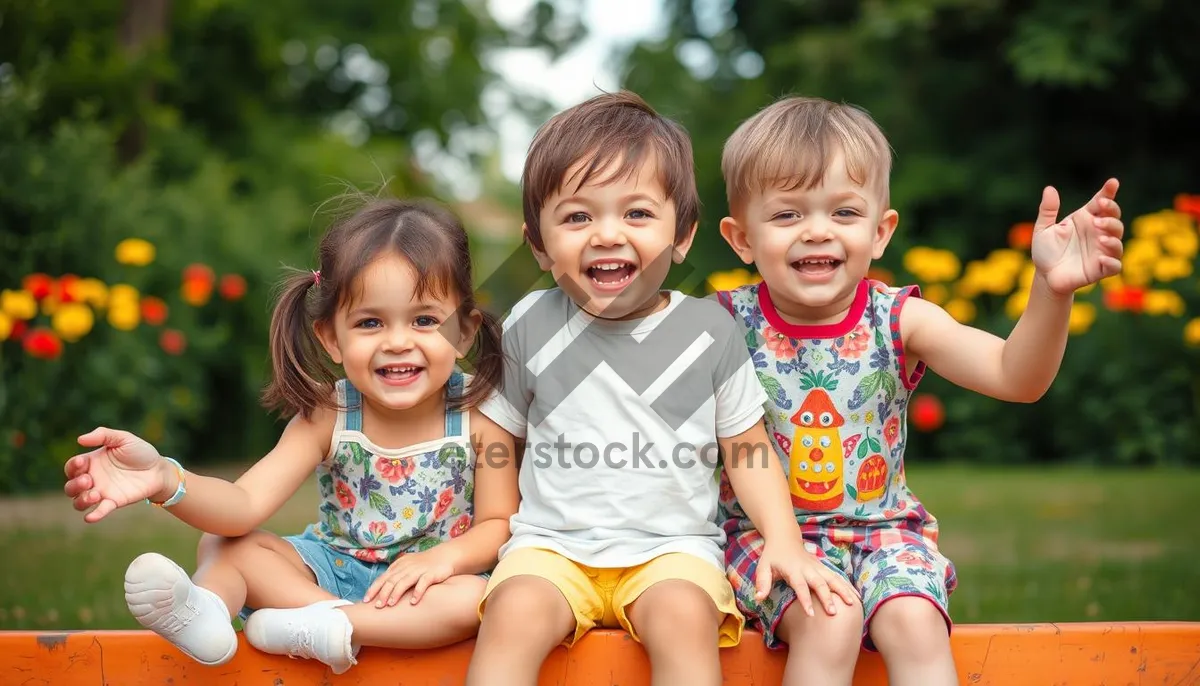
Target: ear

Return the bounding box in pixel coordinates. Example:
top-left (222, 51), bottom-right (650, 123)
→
top-left (719, 216), bottom-right (755, 265)
top-left (524, 223), bottom-right (553, 271)
top-left (672, 221), bottom-right (699, 263)
top-left (872, 209), bottom-right (900, 259)
top-left (455, 308), bottom-right (483, 359)
top-left (313, 320), bottom-right (342, 365)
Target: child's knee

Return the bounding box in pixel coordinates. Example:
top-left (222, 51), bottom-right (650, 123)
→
top-left (483, 576), bottom-right (571, 631)
top-left (196, 529), bottom-right (273, 562)
top-left (779, 596), bottom-right (863, 660)
top-left (868, 597), bottom-right (949, 655)
top-left (627, 580), bottom-right (721, 647)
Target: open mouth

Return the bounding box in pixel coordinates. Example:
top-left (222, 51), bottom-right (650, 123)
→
top-left (796, 477), bottom-right (839, 496)
top-left (790, 257), bottom-right (843, 276)
top-left (586, 260), bottom-right (638, 290)
top-left (376, 364), bottom-right (423, 384)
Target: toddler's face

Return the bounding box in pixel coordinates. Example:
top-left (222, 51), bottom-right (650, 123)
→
top-left (316, 253), bottom-right (472, 414)
top-left (530, 152), bottom-right (694, 321)
top-left (721, 149), bottom-right (897, 324)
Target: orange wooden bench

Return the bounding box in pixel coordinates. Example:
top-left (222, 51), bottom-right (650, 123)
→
top-left (2, 623), bottom-right (1199, 685)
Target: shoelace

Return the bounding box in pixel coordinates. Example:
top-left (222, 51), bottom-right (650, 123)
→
top-left (286, 622), bottom-right (321, 661)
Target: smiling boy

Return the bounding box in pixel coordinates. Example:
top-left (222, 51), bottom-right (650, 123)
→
top-left (463, 91), bottom-right (857, 686)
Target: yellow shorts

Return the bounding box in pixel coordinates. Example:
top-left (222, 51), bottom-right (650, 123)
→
top-left (479, 547), bottom-right (743, 648)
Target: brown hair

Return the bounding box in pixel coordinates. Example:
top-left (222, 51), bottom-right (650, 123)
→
top-left (722, 96), bottom-right (894, 215)
top-left (521, 90), bottom-right (700, 250)
top-left (261, 197), bottom-right (504, 419)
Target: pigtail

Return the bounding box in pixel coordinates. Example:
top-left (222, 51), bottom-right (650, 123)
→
top-left (456, 306), bottom-right (506, 411)
top-left (261, 268), bottom-right (338, 419)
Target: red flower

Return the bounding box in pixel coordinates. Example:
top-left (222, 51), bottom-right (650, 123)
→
top-left (23, 328), bottom-right (63, 360)
top-left (1103, 286), bottom-right (1145, 313)
top-left (1175, 193), bottom-right (1200, 220)
top-left (450, 514), bottom-right (470, 538)
top-left (140, 297), bottom-right (169, 326)
top-left (54, 274), bottom-right (80, 303)
top-left (910, 394), bottom-right (944, 432)
top-left (376, 456), bottom-right (416, 483)
top-left (219, 274), bottom-right (247, 301)
top-left (22, 274), bottom-right (54, 300)
top-left (159, 329), bottom-right (186, 355)
top-left (9, 320), bottom-right (28, 342)
top-left (433, 488), bottom-right (455, 520)
top-left (335, 480), bottom-right (356, 509)
top-left (884, 416), bottom-right (901, 447)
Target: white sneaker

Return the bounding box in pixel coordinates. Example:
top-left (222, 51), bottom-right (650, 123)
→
top-left (124, 552), bottom-right (238, 666)
top-left (243, 599), bottom-right (357, 674)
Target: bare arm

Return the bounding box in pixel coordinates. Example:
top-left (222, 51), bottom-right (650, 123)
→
top-left (903, 273), bottom-right (1071, 403)
top-left (429, 408), bottom-right (520, 576)
top-left (719, 419), bottom-right (801, 541)
top-left (148, 407), bottom-right (335, 536)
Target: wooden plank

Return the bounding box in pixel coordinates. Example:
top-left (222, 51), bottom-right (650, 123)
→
top-left (1, 623), bottom-right (1198, 685)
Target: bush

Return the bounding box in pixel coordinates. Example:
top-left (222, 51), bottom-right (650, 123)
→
top-left (705, 199), bottom-right (1200, 466)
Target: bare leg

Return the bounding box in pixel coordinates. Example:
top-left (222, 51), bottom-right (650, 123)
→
top-left (464, 576), bottom-right (576, 686)
top-left (194, 530), bottom-right (334, 616)
top-left (776, 595), bottom-right (864, 686)
top-left (338, 575), bottom-right (485, 648)
top-left (625, 580), bottom-right (722, 686)
top-left (868, 597), bottom-right (957, 686)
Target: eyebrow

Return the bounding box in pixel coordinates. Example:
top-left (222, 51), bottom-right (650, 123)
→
top-left (552, 192), bottom-right (664, 215)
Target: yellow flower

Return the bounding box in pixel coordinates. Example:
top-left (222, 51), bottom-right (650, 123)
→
top-left (922, 283), bottom-right (949, 305)
top-left (1068, 302), bottom-right (1096, 334)
top-left (1122, 264), bottom-right (1152, 287)
top-left (1185, 318), bottom-right (1200, 347)
top-left (1143, 290), bottom-right (1186, 317)
top-left (904, 247), bottom-right (960, 282)
top-left (1, 289), bottom-right (37, 320)
top-left (72, 278), bottom-right (109, 309)
top-left (107, 301), bottom-right (140, 330)
top-left (1162, 226), bottom-right (1199, 259)
top-left (960, 260), bottom-right (1014, 296)
top-left (115, 238), bottom-right (156, 266)
top-left (944, 298), bottom-right (976, 323)
top-left (1006, 290), bottom-right (1030, 319)
top-left (402, 507), bottom-right (415, 520)
top-left (0, 312), bottom-right (11, 341)
top-left (52, 302), bottom-right (95, 342)
top-left (1100, 274), bottom-right (1124, 291)
top-left (1132, 210), bottom-right (1193, 239)
top-left (1153, 257), bottom-right (1193, 283)
top-left (1123, 237), bottom-right (1160, 274)
top-left (107, 284), bottom-right (139, 307)
top-left (705, 268), bottom-right (762, 292)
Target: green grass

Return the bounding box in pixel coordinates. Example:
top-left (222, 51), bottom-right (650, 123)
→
top-left (0, 465), bottom-right (1197, 630)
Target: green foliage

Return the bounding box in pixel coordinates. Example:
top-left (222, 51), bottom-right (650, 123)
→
top-left (616, 0), bottom-right (1200, 465)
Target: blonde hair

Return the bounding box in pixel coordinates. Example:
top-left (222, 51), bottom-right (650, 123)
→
top-left (722, 96), bottom-right (893, 215)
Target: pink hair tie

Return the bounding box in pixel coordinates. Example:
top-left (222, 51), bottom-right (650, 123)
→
top-left (312, 270), bottom-right (321, 285)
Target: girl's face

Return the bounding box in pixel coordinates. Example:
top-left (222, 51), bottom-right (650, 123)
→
top-left (315, 253), bottom-right (478, 415)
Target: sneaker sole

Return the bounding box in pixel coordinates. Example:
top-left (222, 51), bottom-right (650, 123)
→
top-left (124, 552), bottom-right (238, 667)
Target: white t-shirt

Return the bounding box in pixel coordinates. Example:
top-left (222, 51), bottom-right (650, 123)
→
top-left (479, 288), bottom-right (768, 571)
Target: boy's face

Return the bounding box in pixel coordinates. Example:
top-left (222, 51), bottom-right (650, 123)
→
top-left (528, 152), bottom-right (696, 320)
top-left (720, 148), bottom-right (898, 324)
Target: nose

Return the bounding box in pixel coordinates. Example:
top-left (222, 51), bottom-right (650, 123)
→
top-left (383, 326), bottom-right (414, 353)
top-left (589, 217), bottom-right (627, 248)
top-left (809, 448), bottom-right (824, 461)
top-left (799, 217), bottom-right (833, 243)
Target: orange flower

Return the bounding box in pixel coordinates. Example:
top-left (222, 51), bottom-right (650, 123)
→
top-left (219, 274), bottom-right (247, 301)
top-left (183, 264), bottom-right (215, 285)
top-left (182, 279), bottom-right (212, 306)
top-left (140, 297), bottom-right (169, 326)
top-left (1008, 222), bottom-right (1034, 250)
top-left (53, 274), bottom-right (81, 303)
top-left (23, 328), bottom-right (63, 360)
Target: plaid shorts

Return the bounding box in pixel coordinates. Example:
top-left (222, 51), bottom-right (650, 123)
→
top-left (725, 521), bottom-right (956, 651)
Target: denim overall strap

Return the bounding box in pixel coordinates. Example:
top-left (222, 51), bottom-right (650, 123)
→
top-left (343, 380), bottom-right (363, 433)
top-left (444, 370), bottom-right (463, 437)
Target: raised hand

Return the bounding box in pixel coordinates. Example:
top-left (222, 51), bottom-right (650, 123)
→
top-left (63, 427), bottom-right (173, 522)
top-left (1030, 178), bottom-right (1125, 295)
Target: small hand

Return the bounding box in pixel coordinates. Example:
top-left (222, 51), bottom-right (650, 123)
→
top-left (362, 549), bottom-right (456, 607)
top-left (1030, 178), bottom-right (1125, 295)
top-left (755, 538), bottom-right (858, 617)
top-left (63, 427), bottom-right (172, 523)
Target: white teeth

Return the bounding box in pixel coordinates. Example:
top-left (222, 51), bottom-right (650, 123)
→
top-left (591, 262), bottom-right (629, 271)
top-left (381, 366), bottom-right (417, 373)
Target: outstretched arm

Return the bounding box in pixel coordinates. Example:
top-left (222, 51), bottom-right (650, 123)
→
top-left (64, 407), bottom-right (334, 536)
top-left (903, 179), bottom-right (1124, 402)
